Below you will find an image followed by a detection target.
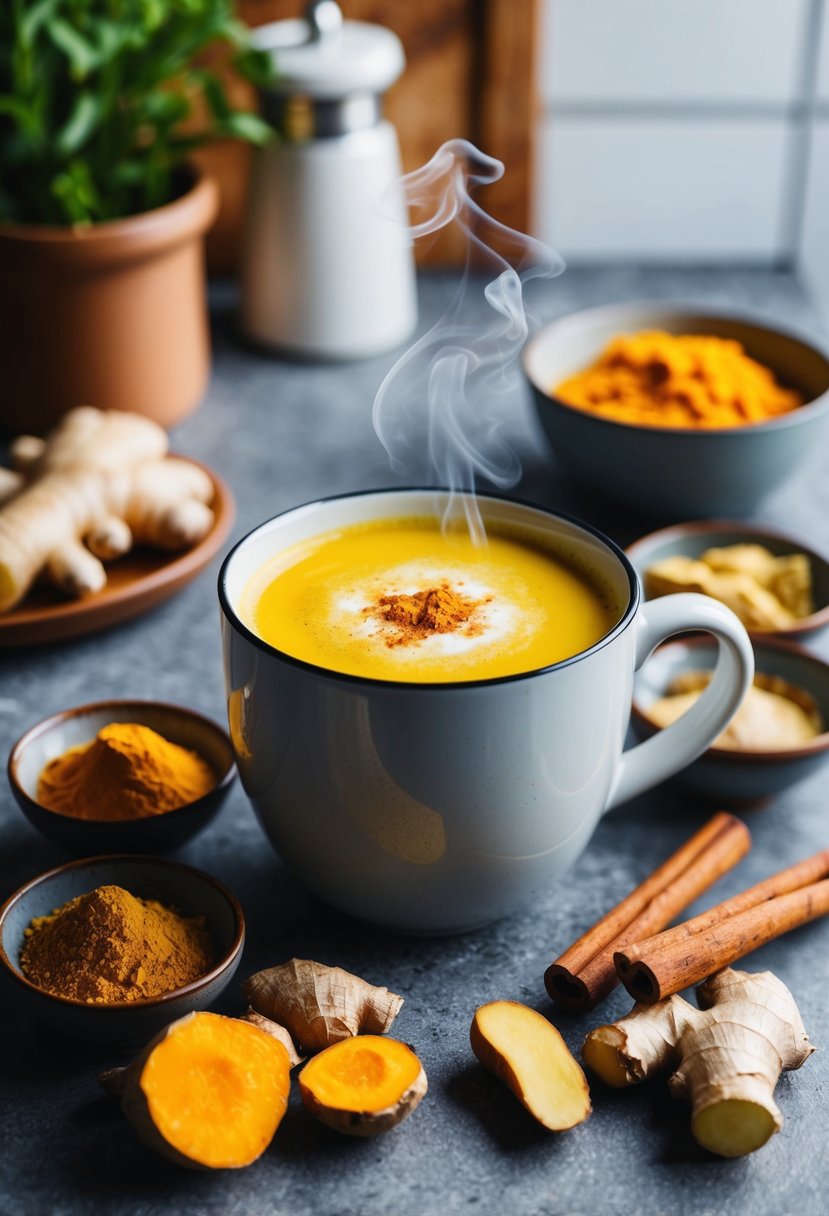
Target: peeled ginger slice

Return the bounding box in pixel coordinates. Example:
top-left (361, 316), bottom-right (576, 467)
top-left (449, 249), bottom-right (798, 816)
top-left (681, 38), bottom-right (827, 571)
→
top-left (471, 1000), bottom-right (592, 1131)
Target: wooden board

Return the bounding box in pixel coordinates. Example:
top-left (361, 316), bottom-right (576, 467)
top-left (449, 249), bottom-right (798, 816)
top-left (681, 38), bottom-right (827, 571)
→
top-left (198, 0), bottom-right (539, 270)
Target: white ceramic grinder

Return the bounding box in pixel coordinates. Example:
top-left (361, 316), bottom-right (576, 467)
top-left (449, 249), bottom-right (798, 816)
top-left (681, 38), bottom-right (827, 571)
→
top-left (241, 1), bottom-right (418, 358)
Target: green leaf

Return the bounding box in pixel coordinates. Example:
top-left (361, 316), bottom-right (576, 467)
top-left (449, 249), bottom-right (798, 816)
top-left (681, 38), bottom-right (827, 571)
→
top-left (56, 91), bottom-right (101, 154)
top-left (20, 0), bottom-right (57, 49)
top-left (200, 72), bottom-right (231, 121)
top-left (220, 110), bottom-right (272, 145)
top-left (142, 90), bottom-right (190, 126)
top-left (0, 96), bottom-right (35, 129)
top-left (46, 18), bottom-right (97, 79)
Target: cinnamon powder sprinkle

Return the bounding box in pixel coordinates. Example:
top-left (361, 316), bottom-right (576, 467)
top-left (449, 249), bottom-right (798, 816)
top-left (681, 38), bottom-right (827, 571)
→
top-left (367, 582), bottom-right (489, 647)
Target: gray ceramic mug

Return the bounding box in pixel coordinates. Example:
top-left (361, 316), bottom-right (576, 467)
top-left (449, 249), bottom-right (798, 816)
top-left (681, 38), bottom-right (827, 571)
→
top-left (219, 489), bottom-right (753, 933)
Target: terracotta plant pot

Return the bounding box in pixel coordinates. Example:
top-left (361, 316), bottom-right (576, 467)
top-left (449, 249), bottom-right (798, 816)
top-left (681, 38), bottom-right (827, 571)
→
top-left (0, 170), bottom-right (219, 435)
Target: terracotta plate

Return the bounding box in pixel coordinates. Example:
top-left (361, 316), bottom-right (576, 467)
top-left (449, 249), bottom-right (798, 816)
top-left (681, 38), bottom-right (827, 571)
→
top-left (0, 460), bottom-right (234, 647)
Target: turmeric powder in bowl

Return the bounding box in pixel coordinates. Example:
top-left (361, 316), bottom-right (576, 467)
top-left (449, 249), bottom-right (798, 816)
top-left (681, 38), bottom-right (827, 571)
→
top-left (555, 331), bottom-right (802, 429)
top-left (37, 722), bottom-right (217, 821)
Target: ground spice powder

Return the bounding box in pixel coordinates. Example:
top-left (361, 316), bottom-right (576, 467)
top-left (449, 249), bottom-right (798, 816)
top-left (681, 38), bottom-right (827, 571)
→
top-left (556, 331), bottom-right (802, 428)
top-left (373, 582), bottom-right (486, 646)
top-left (20, 884), bottom-right (213, 1003)
top-left (36, 722), bottom-right (216, 821)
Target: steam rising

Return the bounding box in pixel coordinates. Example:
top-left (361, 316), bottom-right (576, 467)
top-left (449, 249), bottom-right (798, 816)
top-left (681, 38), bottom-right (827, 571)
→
top-left (373, 139), bottom-right (564, 542)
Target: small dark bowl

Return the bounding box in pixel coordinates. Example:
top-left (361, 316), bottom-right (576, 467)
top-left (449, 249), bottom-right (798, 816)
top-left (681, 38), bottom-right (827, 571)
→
top-left (8, 700), bottom-right (237, 854)
top-left (625, 520), bottom-right (829, 642)
top-left (0, 854), bottom-right (245, 1047)
top-left (631, 636), bottom-right (829, 806)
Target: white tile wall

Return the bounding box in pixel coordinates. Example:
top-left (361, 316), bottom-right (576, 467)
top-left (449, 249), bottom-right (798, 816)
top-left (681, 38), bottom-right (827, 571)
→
top-left (799, 126), bottom-right (829, 320)
top-left (533, 0), bottom-right (812, 264)
top-left (536, 118), bottom-right (790, 261)
top-left (541, 0), bottom-right (807, 105)
top-left (818, 3), bottom-right (829, 100)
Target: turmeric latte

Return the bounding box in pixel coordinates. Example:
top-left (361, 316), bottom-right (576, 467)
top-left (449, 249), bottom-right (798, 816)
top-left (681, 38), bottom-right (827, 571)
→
top-left (555, 331), bottom-right (802, 429)
top-left (241, 517), bottom-right (621, 683)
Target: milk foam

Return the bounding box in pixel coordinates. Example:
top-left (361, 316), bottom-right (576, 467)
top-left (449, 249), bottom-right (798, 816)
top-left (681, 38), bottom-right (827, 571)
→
top-left (326, 559), bottom-right (535, 665)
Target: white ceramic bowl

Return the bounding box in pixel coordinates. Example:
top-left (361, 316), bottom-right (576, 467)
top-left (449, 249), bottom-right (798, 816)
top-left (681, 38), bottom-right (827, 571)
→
top-left (523, 302), bottom-right (829, 519)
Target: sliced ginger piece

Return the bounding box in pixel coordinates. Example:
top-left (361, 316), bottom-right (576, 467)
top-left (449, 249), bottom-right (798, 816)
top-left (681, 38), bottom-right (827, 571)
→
top-left (298, 1034), bottom-right (427, 1136)
top-left (243, 958), bottom-right (403, 1054)
top-left (470, 1000), bottom-right (591, 1131)
top-left (100, 1011), bottom-right (291, 1170)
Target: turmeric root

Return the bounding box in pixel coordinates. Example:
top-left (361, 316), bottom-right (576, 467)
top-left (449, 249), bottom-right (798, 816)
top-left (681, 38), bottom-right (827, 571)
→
top-left (0, 407), bottom-right (215, 612)
top-left (241, 1008), bottom-right (304, 1067)
top-left (100, 1011), bottom-right (291, 1169)
top-left (298, 1034), bottom-right (427, 1136)
top-left (582, 967), bottom-right (813, 1157)
top-left (243, 959), bottom-right (403, 1054)
top-left (470, 1001), bottom-right (592, 1131)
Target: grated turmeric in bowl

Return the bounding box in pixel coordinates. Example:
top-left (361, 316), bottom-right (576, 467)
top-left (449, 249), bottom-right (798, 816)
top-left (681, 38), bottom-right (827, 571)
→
top-left (555, 331), bottom-right (803, 429)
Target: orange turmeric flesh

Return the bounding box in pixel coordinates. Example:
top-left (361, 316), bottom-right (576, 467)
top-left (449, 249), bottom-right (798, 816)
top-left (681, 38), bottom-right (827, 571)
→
top-left (138, 1013), bottom-right (290, 1168)
top-left (555, 331), bottom-right (802, 429)
top-left (299, 1034), bottom-right (427, 1135)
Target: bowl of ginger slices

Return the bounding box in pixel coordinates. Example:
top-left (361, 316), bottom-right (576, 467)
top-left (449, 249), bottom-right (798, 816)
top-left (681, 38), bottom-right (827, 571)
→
top-left (522, 301), bottom-right (829, 519)
top-left (631, 635), bottom-right (829, 806)
top-left (625, 520), bottom-right (829, 642)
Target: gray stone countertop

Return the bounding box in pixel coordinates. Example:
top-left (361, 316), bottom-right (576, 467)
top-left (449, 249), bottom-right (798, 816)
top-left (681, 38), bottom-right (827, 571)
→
top-left (1, 269), bottom-right (828, 1216)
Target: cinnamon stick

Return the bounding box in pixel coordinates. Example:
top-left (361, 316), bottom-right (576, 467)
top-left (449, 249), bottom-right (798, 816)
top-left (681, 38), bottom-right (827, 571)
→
top-left (615, 849), bottom-right (829, 1003)
top-left (544, 812), bottom-right (751, 1012)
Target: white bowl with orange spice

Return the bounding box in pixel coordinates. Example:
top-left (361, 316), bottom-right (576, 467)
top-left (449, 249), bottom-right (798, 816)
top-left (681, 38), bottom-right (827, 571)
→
top-left (7, 700), bottom-right (237, 854)
top-left (522, 302), bottom-right (829, 518)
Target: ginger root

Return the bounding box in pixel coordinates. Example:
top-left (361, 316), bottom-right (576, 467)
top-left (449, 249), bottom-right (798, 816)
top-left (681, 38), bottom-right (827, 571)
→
top-left (470, 1000), bottom-right (592, 1131)
top-left (582, 967), bottom-right (813, 1157)
top-left (243, 958), bottom-right (404, 1055)
top-left (0, 406), bottom-right (215, 612)
top-left (298, 1034), bottom-right (427, 1136)
top-left (100, 1011), bottom-right (291, 1169)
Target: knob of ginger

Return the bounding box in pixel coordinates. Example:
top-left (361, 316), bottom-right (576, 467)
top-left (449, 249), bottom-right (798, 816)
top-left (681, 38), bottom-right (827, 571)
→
top-left (0, 406), bottom-right (215, 612)
top-left (582, 967), bottom-right (813, 1157)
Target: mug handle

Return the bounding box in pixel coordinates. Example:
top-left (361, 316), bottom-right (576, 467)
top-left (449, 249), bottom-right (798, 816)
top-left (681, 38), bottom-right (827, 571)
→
top-left (605, 592), bottom-right (754, 811)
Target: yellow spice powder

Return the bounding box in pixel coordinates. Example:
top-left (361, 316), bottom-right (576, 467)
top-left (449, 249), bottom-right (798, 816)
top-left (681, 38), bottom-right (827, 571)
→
top-left (37, 721), bottom-right (216, 821)
top-left (555, 331), bottom-right (802, 429)
top-left (20, 884), bottom-right (213, 1003)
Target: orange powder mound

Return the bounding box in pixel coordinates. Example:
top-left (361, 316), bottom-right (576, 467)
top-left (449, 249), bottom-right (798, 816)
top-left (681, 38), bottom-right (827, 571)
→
top-left (555, 331), bottom-right (802, 429)
top-left (19, 884), bottom-right (213, 1003)
top-left (370, 582), bottom-right (486, 647)
top-left (37, 722), bottom-right (216, 821)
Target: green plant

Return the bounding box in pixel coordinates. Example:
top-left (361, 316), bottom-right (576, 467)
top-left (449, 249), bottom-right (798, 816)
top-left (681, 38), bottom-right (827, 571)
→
top-left (0, 0), bottom-right (274, 225)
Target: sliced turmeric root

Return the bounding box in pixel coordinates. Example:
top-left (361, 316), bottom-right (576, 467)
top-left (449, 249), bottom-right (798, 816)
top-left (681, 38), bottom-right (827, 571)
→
top-left (298, 1034), bottom-right (427, 1136)
top-left (471, 1000), bottom-right (592, 1131)
top-left (101, 1011), bottom-right (291, 1169)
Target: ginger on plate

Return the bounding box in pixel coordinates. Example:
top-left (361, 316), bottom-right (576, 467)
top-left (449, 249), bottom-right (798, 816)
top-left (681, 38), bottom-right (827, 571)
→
top-left (471, 1000), bottom-right (592, 1131)
top-left (243, 958), bottom-right (404, 1055)
top-left (298, 1034), bottom-right (427, 1136)
top-left (100, 1011), bottom-right (291, 1169)
top-left (582, 967), bottom-right (813, 1157)
top-left (0, 406), bottom-right (215, 612)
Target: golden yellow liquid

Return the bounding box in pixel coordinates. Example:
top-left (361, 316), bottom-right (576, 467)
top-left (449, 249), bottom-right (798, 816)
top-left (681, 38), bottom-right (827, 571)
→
top-left (241, 517), bottom-right (620, 683)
